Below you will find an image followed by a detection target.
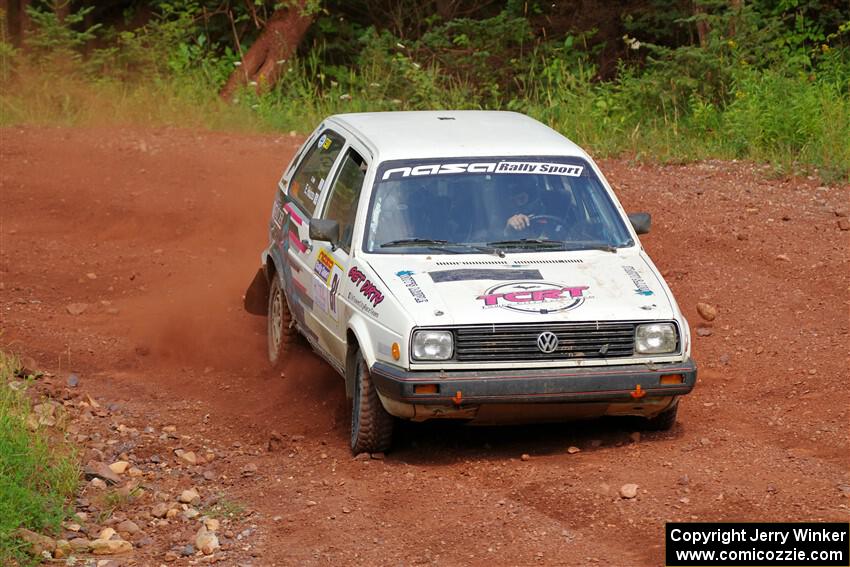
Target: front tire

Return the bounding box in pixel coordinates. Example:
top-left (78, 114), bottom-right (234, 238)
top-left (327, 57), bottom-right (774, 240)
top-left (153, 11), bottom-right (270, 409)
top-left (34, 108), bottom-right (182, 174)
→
top-left (349, 353), bottom-right (394, 454)
top-left (642, 401), bottom-right (679, 431)
top-left (267, 276), bottom-right (295, 368)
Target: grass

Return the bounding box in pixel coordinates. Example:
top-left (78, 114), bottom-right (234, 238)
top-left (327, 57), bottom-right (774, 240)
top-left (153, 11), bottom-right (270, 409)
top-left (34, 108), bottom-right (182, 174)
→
top-left (0, 351), bottom-right (79, 564)
top-left (201, 495), bottom-right (246, 520)
top-left (1, 52), bottom-right (847, 184)
top-left (0, 70), bottom-right (262, 133)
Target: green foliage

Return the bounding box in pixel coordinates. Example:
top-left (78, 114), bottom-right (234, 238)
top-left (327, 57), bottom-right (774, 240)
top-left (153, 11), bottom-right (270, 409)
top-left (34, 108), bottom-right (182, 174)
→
top-left (24, 3), bottom-right (100, 69)
top-left (0, 352), bottom-right (79, 564)
top-left (722, 68), bottom-right (850, 181)
top-left (107, 4), bottom-right (238, 89)
top-left (0, 1), bottom-right (847, 182)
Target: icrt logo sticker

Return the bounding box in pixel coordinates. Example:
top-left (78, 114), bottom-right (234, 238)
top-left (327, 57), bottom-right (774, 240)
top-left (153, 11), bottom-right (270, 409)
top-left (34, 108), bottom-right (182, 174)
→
top-left (476, 281), bottom-right (589, 314)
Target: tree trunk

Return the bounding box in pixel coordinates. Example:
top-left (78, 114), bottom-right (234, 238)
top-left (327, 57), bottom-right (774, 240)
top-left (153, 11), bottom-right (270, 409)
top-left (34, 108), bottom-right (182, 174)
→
top-left (54, 0), bottom-right (70, 22)
top-left (728, 0), bottom-right (742, 38)
top-left (2, 0), bottom-right (31, 47)
top-left (693, 0), bottom-right (710, 48)
top-left (434, 0), bottom-right (458, 20)
top-left (220, 2), bottom-right (313, 101)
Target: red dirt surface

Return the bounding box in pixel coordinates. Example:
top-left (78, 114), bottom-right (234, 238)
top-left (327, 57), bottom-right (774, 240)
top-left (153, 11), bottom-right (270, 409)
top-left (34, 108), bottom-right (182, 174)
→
top-left (2, 125), bottom-right (848, 565)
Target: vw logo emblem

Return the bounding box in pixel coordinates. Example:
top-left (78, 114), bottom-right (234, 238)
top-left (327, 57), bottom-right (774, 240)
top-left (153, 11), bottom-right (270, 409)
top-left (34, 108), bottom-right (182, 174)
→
top-left (537, 331), bottom-right (559, 354)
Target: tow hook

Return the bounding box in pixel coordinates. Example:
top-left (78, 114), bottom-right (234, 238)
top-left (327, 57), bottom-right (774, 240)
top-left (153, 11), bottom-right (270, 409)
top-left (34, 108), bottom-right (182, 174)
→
top-left (630, 384), bottom-right (647, 399)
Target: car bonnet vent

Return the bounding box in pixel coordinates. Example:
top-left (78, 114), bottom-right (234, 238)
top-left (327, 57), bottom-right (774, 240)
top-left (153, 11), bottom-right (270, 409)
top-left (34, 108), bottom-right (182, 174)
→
top-left (434, 259), bottom-right (583, 266)
top-left (435, 260), bottom-right (507, 266)
top-left (512, 259), bottom-right (583, 265)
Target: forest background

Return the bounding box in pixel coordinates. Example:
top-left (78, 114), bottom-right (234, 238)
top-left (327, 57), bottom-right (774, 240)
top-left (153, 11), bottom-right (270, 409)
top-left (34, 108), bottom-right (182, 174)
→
top-left (1, 0), bottom-right (848, 182)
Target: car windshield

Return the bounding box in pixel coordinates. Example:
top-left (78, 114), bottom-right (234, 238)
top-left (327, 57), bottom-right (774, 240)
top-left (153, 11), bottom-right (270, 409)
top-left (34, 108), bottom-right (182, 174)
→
top-left (364, 156), bottom-right (633, 254)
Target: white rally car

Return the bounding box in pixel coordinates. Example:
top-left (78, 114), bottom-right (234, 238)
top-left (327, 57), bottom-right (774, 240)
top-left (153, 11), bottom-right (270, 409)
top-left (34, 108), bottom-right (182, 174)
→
top-left (245, 111), bottom-right (697, 454)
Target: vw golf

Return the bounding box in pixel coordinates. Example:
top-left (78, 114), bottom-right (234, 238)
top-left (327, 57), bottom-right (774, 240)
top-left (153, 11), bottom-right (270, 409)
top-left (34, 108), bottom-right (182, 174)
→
top-left (245, 111), bottom-right (697, 454)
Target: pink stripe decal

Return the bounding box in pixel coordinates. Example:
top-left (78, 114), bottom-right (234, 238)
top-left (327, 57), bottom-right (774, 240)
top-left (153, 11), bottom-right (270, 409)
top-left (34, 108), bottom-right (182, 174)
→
top-left (283, 203), bottom-right (303, 225)
top-left (289, 230), bottom-right (307, 253)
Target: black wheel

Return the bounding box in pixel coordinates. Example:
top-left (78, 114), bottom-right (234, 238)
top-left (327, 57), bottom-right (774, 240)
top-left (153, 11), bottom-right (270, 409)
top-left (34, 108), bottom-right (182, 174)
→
top-left (349, 353), bottom-right (394, 454)
top-left (642, 401), bottom-right (679, 431)
top-left (267, 276), bottom-right (295, 368)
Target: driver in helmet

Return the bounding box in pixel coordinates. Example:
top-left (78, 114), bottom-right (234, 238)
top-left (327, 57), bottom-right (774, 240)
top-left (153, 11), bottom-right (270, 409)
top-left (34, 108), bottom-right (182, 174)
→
top-left (504, 179), bottom-right (544, 232)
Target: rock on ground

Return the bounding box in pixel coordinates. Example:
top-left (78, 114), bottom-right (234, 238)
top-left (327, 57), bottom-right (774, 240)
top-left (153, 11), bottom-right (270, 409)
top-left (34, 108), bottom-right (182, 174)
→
top-left (196, 526), bottom-right (220, 555)
top-left (620, 484), bottom-right (639, 499)
top-left (14, 528), bottom-right (56, 556)
top-left (90, 538), bottom-right (133, 555)
top-left (696, 302), bottom-right (717, 321)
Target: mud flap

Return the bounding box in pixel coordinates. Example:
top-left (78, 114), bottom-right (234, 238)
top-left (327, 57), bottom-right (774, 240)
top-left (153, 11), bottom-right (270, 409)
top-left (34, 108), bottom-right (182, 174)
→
top-left (243, 267), bottom-right (270, 315)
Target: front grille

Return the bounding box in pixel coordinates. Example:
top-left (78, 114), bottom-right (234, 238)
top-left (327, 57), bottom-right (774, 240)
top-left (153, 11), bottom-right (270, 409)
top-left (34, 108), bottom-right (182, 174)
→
top-left (452, 321), bottom-right (638, 361)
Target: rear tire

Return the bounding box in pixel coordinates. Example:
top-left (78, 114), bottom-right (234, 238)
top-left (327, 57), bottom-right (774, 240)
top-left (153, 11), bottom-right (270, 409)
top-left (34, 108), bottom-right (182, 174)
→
top-left (642, 401), bottom-right (678, 431)
top-left (267, 276), bottom-right (295, 369)
top-left (349, 353), bottom-right (394, 454)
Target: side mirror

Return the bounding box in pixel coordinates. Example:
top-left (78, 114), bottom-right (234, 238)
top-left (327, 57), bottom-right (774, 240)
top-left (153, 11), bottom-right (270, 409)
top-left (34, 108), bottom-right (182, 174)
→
top-left (309, 218), bottom-right (340, 245)
top-left (628, 212), bottom-right (651, 235)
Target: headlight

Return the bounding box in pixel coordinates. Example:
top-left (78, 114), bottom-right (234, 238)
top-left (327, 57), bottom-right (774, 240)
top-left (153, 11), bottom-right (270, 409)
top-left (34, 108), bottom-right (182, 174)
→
top-left (635, 323), bottom-right (677, 354)
top-left (411, 330), bottom-right (453, 361)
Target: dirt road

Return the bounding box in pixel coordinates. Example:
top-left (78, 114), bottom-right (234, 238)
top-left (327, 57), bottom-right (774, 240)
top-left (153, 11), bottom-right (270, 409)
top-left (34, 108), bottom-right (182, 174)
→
top-left (1, 126), bottom-right (848, 566)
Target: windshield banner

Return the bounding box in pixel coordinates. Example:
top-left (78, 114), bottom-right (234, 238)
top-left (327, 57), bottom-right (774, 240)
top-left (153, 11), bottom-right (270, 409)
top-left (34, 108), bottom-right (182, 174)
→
top-left (381, 160), bottom-right (584, 180)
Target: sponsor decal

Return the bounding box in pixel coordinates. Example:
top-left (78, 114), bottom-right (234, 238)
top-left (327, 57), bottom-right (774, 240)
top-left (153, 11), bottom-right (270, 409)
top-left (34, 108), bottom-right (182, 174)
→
top-left (382, 161), bottom-right (583, 180)
top-left (348, 267), bottom-right (385, 307)
top-left (313, 249), bottom-right (335, 282)
top-left (346, 291), bottom-right (380, 319)
top-left (623, 265), bottom-right (654, 296)
top-left (496, 162), bottom-right (583, 176)
top-left (396, 270), bottom-right (428, 303)
top-left (429, 268), bottom-right (543, 283)
top-left (317, 134), bottom-right (333, 151)
top-left (476, 281), bottom-right (589, 314)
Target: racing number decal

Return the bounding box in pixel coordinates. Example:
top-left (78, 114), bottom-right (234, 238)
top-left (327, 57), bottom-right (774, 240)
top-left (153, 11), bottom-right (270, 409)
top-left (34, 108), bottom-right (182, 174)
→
top-left (329, 272), bottom-right (340, 316)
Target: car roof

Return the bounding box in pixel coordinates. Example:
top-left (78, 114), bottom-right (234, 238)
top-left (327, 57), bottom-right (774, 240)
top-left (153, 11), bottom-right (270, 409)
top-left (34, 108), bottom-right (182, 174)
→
top-left (327, 111), bottom-right (588, 163)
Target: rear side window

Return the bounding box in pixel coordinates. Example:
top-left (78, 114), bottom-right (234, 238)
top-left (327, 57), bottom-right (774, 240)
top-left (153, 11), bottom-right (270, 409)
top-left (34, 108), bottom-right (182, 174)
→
top-left (288, 130), bottom-right (345, 217)
top-left (323, 149), bottom-right (367, 253)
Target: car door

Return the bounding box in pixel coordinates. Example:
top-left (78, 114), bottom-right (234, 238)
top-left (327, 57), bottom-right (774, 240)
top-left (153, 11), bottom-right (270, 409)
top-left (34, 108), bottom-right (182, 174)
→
top-left (305, 142), bottom-right (370, 364)
top-left (281, 129), bottom-right (346, 334)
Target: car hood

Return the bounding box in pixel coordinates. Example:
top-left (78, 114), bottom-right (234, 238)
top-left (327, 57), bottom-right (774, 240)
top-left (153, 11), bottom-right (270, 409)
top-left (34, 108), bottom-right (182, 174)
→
top-left (366, 250), bottom-right (675, 327)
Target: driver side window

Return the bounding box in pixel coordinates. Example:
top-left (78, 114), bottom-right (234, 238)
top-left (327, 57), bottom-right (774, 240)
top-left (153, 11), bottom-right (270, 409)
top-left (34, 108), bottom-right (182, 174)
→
top-left (288, 130), bottom-right (345, 217)
top-left (322, 148), bottom-right (367, 253)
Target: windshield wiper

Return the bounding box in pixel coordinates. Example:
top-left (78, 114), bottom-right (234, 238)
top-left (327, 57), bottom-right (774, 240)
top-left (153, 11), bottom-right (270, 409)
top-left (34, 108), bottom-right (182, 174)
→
top-left (381, 238), bottom-right (456, 248)
top-left (381, 239), bottom-right (505, 257)
top-left (486, 239), bottom-right (566, 249)
top-left (560, 241), bottom-right (620, 253)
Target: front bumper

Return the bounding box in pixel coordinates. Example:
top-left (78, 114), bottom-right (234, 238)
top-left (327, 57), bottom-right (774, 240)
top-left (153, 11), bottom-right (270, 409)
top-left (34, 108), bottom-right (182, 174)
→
top-left (370, 358), bottom-right (697, 406)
